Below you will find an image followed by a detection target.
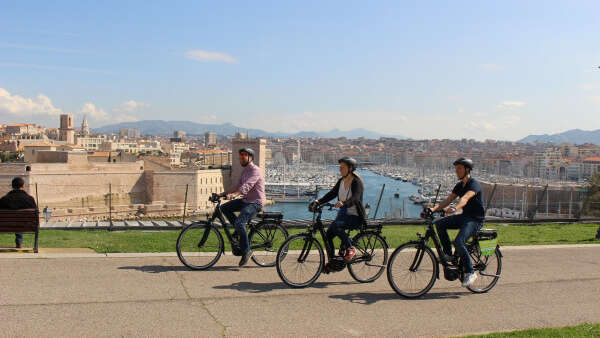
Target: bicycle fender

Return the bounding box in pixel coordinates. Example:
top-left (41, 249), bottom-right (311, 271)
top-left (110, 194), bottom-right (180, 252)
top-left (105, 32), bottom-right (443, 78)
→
top-left (495, 245), bottom-right (503, 258)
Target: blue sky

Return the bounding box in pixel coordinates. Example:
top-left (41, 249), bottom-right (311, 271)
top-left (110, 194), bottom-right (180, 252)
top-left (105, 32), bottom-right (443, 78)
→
top-left (1, 1), bottom-right (599, 140)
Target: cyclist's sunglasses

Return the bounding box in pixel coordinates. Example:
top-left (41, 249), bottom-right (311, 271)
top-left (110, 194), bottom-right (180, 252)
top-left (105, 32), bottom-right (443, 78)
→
top-left (239, 152), bottom-right (249, 158)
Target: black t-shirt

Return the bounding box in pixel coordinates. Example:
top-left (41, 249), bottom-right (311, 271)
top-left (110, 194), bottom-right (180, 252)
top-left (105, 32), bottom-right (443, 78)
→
top-left (452, 177), bottom-right (485, 220)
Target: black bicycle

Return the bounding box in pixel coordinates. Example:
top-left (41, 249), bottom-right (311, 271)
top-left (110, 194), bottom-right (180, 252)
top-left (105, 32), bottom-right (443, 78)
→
top-left (386, 207), bottom-right (502, 298)
top-left (275, 203), bottom-right (389, 288)
top-left (176, 193), bottom-right (289, 270)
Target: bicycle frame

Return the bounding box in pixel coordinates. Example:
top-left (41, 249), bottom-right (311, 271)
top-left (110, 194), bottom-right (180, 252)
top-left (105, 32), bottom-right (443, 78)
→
top-left (301, 203), bottom-right (384, 266)
top-left (296, 204), bottom-right (335, 263)
top-left (202, 196), bottom-right (270, 251)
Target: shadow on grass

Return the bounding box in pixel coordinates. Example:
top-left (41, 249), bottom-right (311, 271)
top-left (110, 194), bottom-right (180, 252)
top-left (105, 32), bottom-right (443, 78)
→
top-left (118, 264), bottom-right (263, 273)
top-left (329, 290), bottom-right (469, 305)
top-left (213, 280), bottom-right (357, 293)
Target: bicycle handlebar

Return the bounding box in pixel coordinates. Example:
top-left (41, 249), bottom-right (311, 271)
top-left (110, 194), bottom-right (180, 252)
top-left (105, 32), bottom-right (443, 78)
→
top-left (421, 207), bottom-right (445, 221)
top-left (209, 193), bottom-right (224, 203)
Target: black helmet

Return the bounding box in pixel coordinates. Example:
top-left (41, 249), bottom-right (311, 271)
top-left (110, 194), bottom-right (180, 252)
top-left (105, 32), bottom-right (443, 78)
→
top-left (453, 157), bottom-right (473, 170)
top-left (338, 156), bottom-right (358, 171)
top-left (238, 148), bottom-right (255, 159)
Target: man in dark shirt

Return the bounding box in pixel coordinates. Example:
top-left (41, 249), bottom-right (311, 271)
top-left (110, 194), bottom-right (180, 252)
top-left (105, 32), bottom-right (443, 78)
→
top-left (0, 177), bottom-right (37, 248)
top-left (430, 158), bottom-right (485, 287)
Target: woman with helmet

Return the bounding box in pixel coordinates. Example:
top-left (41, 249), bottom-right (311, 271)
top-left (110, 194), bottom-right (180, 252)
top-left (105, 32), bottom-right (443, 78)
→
top-left (312, 156), bottom-right (367, 267)
top-left (429, 157), bottom-right (485, 287)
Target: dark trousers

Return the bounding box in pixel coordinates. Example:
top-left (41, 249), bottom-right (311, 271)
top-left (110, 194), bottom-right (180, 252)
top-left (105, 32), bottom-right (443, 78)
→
top-left (326, 207), bottom-right (361, 254)
top-left (434, 214), bottom-right (482, 273)
top-left (220, 199), bottom-right (262, 254)
top-left (15, 233), bottom-right (23, 245)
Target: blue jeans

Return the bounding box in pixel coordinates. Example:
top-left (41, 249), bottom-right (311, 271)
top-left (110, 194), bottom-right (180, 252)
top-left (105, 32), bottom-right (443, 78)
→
top-left (220, 199), bottom-right (262, 254)
top-left (434, 214), bottom-right (482, 273)
top-left (326, 207), bottom-right (361, 254)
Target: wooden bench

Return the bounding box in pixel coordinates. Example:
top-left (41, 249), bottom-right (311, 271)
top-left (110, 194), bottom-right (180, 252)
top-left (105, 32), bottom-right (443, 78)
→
top-left (0, 209), bottom-right (40, 253)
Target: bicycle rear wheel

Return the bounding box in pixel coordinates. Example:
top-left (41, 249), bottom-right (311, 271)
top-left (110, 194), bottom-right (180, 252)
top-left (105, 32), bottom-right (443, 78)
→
top-left (387, 241), bottom-right (438, 298)
top-left (249, 222), bottom-right (289, 267)
top-left (276, 234), bottom-right (324, 288)
top-left (467, 245), bottom-right (502, 293)
top-left (348, 232), bottom-right (388, 283)
top-left (176, 223), bottom-right (224, 270)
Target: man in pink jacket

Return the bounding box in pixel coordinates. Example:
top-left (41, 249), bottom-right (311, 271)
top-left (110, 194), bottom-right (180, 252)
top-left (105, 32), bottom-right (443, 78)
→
top-left (219, 148), bottom-right (265, 266)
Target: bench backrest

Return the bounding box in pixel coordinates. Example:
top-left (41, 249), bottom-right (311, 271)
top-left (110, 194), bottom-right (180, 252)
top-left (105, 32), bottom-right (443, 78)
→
top-left (0, 209), bottom-right (40, 232)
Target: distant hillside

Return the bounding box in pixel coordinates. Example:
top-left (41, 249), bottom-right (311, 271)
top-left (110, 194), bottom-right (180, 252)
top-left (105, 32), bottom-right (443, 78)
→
top-left (518, 129), bottom-right (600, 145)
top-left (92, 120), bottom-right (404, 139)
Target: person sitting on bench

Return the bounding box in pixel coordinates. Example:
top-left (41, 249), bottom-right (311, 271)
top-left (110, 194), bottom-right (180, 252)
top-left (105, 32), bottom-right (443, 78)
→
top-left (0, 177), bottom-right (37, 248)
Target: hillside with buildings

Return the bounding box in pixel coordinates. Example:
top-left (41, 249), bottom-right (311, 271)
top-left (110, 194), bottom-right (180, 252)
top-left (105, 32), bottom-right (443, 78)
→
top-left (2, 114), bottom-right (600, 221)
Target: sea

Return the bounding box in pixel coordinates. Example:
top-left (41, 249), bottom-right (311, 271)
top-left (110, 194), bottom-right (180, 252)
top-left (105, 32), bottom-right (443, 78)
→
top-left (265, 168), bottom-right (424, 220)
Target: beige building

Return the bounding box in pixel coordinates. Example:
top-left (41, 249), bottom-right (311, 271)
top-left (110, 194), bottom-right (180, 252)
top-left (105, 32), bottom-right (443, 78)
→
top-left (76, 136), bottom-right (106, 151)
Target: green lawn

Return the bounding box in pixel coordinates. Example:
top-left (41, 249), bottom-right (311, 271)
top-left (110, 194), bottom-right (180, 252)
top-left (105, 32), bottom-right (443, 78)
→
top-left (463, 322), bottom-right (600, 337)
top-left (0, 222), bottom-right (598, 253)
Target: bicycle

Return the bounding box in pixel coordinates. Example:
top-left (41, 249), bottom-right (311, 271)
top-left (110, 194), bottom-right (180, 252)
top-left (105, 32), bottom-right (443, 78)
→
top-left (176, 193), bottom-right (289, 270)
top-left (386, 207), bottom-right (502, 298)
top-left (275, 202), bottom-right (389, 288)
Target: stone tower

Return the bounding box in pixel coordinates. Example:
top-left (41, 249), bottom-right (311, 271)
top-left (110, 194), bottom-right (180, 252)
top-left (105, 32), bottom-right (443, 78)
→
top-left (59, 114), bottom-right (75, 144)
top-left (81, 116), bottom-right (89, 136)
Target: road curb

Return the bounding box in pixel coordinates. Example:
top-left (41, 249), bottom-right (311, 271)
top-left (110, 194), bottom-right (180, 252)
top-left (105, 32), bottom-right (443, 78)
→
top-left (1, 243), bottom-right (599, 259)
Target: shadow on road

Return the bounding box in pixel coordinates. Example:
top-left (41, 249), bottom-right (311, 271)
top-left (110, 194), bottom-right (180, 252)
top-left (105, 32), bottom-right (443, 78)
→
top-left (330, 291), bottom-right (469, 305)
top-left (118, 264), bottom-right (262, 273)
top-left (214, 280), bottom-right (357, 293)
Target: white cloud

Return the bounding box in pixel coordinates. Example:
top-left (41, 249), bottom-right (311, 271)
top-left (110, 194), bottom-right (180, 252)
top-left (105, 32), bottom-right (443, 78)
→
top-left (79, 103), bottom-right (110, 121)
top-left (79, 102), bottom-right (139, 125)
top-left (113, 100), bottom-right (150, 113)
top-left (184, 50), bottom-right (238, 63)
top-left (0, 88), bottom-right (63, 116)
top-left (498, 101), bottom-right (526, 109)
top-left (587, 95), bottom-right (600, 103)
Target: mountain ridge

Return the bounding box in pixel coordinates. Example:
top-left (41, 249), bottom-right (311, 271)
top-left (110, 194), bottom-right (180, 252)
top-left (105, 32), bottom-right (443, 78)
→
top-left (92, 120), bottom-right (404, 139)
top-left (518, 129), bottom-right (600, 145)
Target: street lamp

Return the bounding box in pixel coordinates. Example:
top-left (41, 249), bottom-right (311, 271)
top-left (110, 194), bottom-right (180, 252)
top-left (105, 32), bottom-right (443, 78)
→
top-left (43, 206), bottom-right (52, 223)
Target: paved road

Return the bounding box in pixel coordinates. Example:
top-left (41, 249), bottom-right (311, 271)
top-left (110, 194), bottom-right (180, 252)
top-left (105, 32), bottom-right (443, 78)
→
top-left (1, 245), bottom-right (599, 337)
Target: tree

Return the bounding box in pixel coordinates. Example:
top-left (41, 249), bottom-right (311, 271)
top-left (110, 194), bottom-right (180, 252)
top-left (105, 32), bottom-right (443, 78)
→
top-left (582, 172), bottom-right (600, 217)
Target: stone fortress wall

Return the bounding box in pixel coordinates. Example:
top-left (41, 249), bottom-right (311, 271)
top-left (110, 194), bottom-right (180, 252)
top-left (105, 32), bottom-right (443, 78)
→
top-left (0, 161), bottom-right (233, 221)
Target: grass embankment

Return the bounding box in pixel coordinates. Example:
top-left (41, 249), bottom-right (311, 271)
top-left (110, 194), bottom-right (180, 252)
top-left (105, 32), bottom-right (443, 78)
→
top-left (463, 322), bottom-right (600, 337)
top-left (0, 223), bottom-right (598, 253)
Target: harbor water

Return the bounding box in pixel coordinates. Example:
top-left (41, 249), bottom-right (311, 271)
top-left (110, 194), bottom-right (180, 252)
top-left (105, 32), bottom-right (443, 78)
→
top-left (265, 169), bottom-right (424, 220)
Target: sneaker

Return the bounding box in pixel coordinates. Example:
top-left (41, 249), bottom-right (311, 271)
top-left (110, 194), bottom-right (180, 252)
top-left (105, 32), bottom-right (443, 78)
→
top-left (462, 272), bottom-right (477, 287)
top-left (343, 247), bottom-right (356, 262)
top-left (238, 250), bottom-right (253, 267)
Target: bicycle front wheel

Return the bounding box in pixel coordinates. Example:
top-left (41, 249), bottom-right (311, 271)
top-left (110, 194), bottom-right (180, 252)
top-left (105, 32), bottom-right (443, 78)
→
top-left (276, 234), bottom-right (324, 288)
top-left (467, 245), bottom-right (502, 293)
top-left (176, 223), bottom-right (224, 270)
top-left (387, 241), bottom-right (438, 298)
top-left (348, 232), bottom-right (389, 283)
top-left (249, 222), bottom-right (289, 267)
